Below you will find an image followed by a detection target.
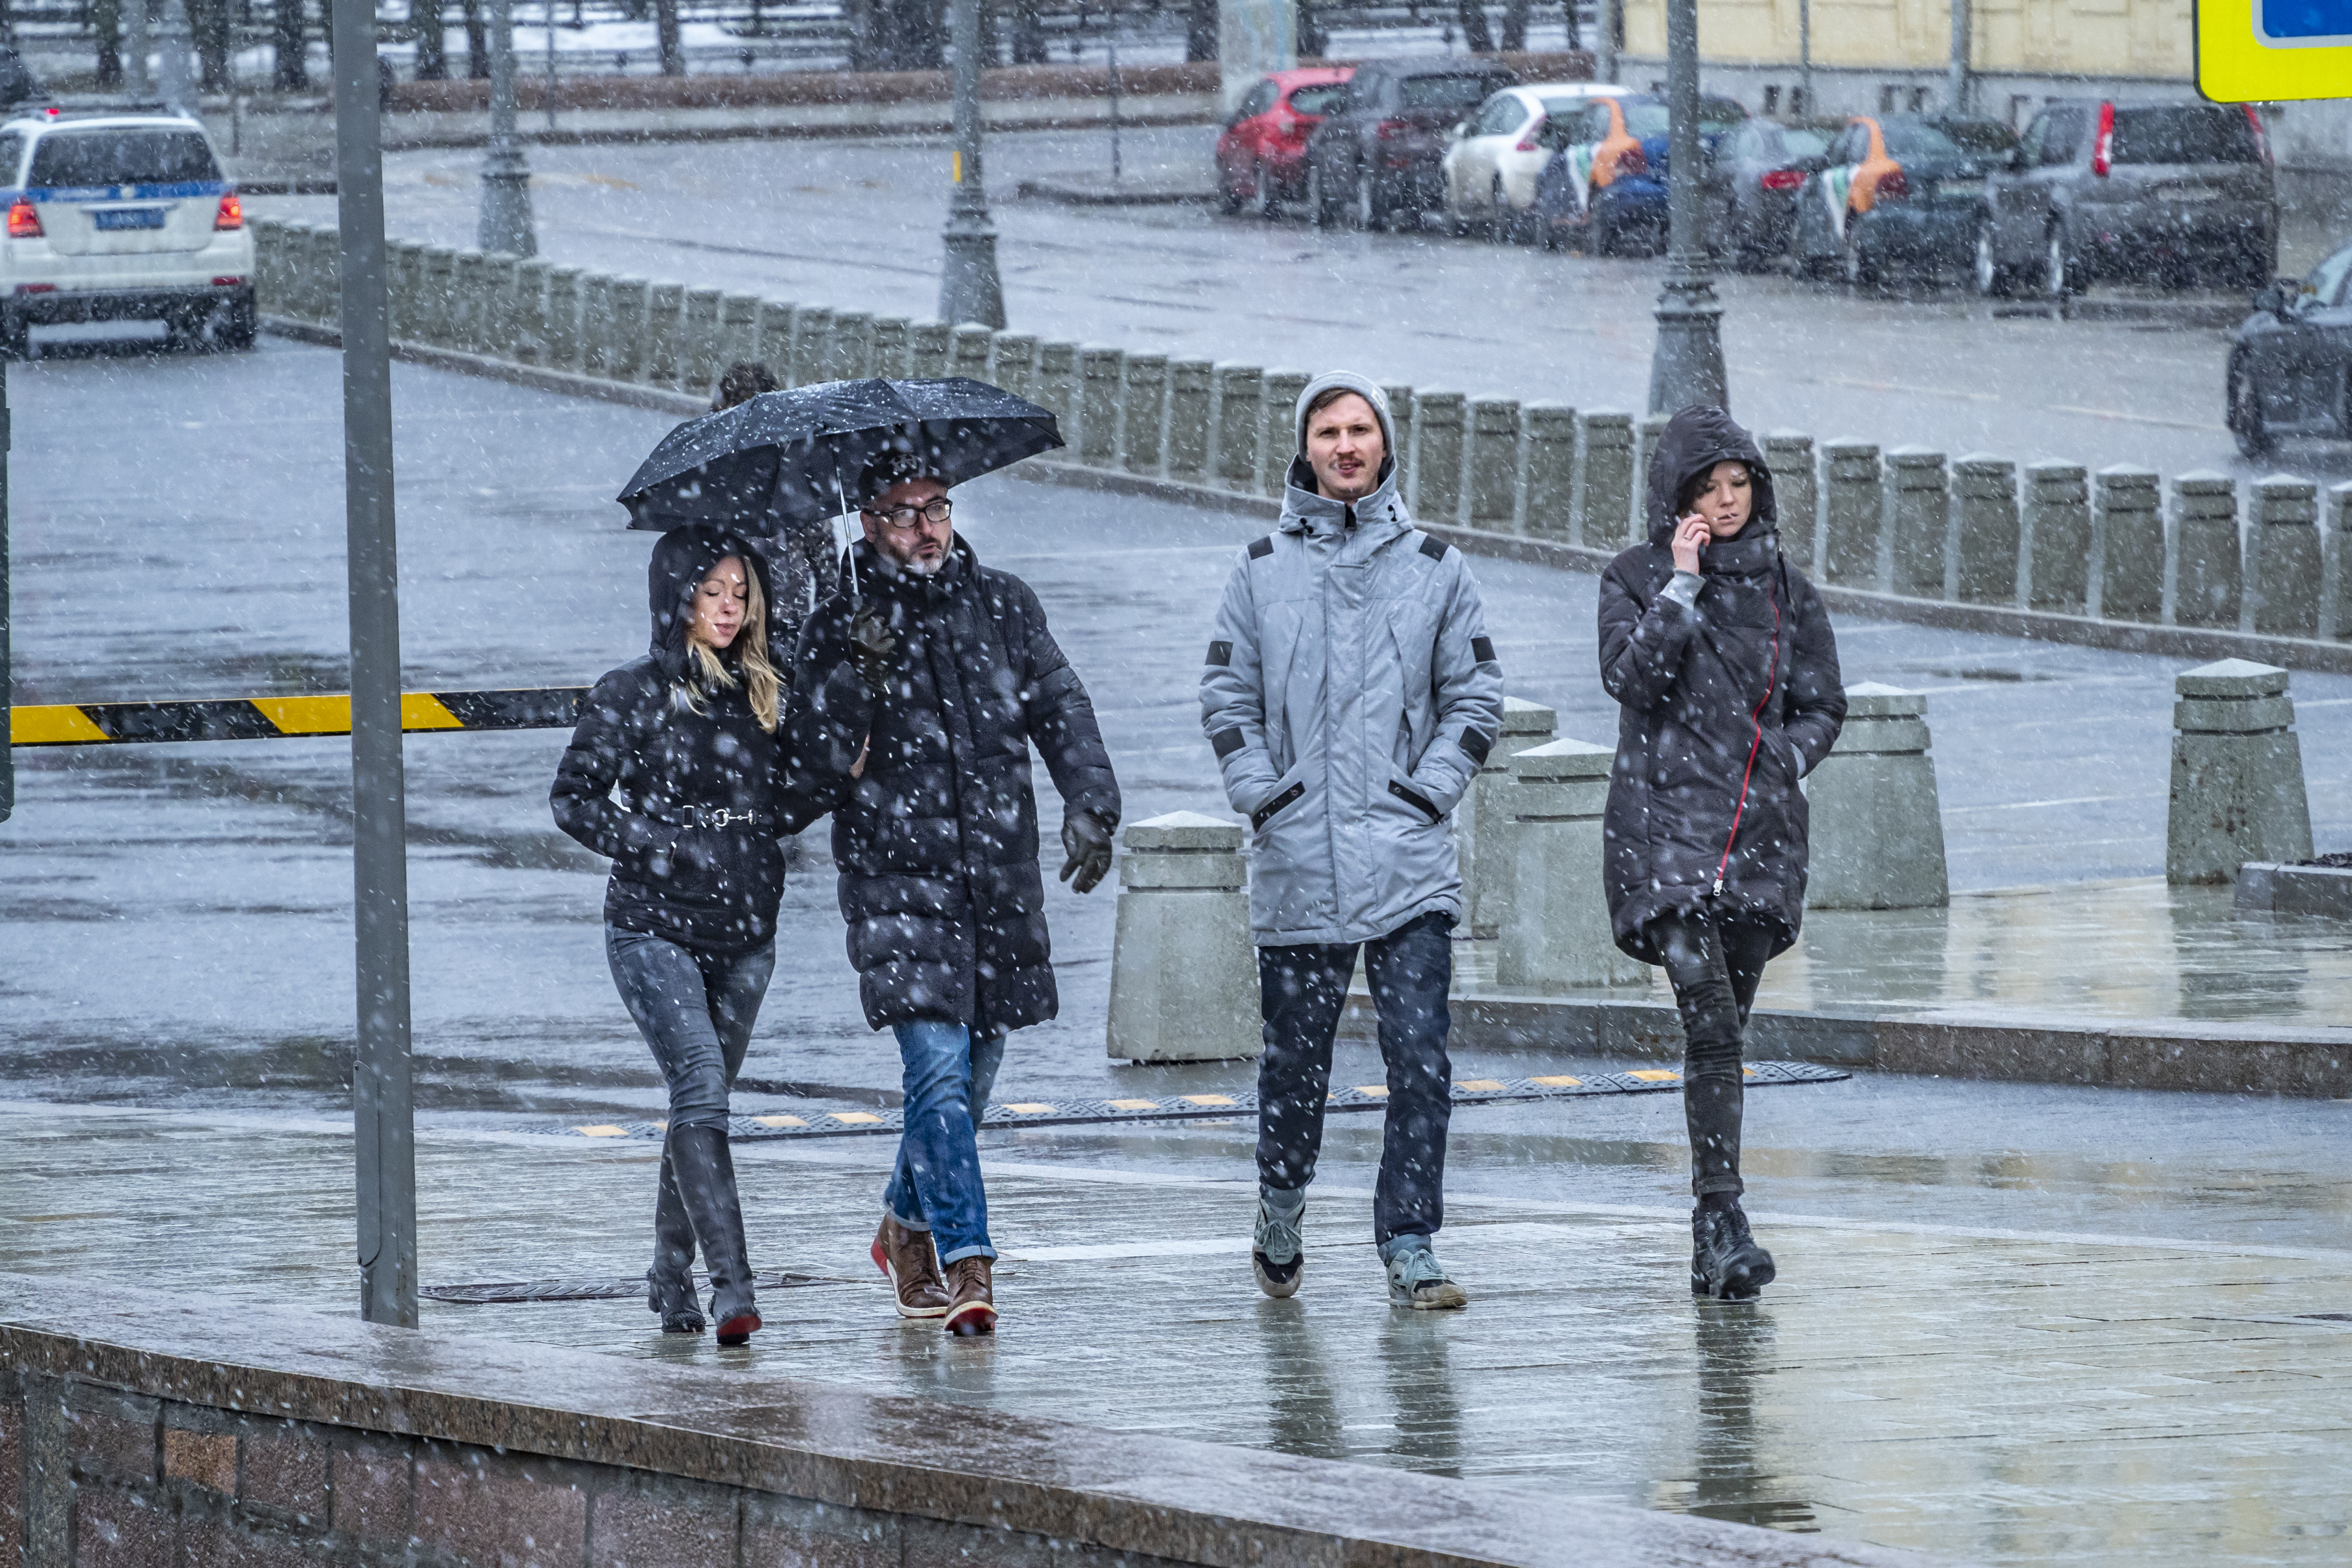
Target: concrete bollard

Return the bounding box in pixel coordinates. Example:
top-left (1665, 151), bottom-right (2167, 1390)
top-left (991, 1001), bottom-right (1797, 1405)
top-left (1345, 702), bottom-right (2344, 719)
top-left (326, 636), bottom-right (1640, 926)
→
top-left (2325, 483), bottom-right (2352, 641)
top-left (1462, 696), bottom-right (1558, 940)
top-left (510, 259), bottom-right (550, 364)
top-left (787, 305), bottom-right (833, 387)
top-left (868, 315), bottom-right (910, 378)
top-left (250, 219), bottom-right (285, 313)
top-left (1032, 338), bottom-right (1078, 425)
top-left (1120, 352), bottom-right (1168, 475)
top-left (903, 319), bottom-right (948, 380)
top-left (1497, 739), bottom-right (1650, 989)
top-left (1384, 384), bottom-right (1416, 496)
top-left (1953, 453), bottom-right (2019, 606)
top-left (718, 292), bottom-right (762, 379)
top-left (1636, 414), bottom-right (1668, 533)
top-left (2168, 659), bottom-right (2313, 883)
top-left (2094, 464), bottom-right (2162, 622)
top-left (643, 282), bottom-right (685, 386)
top-left (1575, 410), bottom-right (1635, 549)
top-left (1804, 683), bottom-right (1949, 910)
top-left (451, 251), bottom-right (491, 350)
top-left (479, 252), bottom-right (521, 359)
top-left (1764, 431), bottom-right (1817, 572)
top-left (1464, 396), bottom-right (1522, 532)
top-left (952, 322), bottom-right (994, 382)
top-left (2171, 471), bottom-right (2241, 630)
top-left (826, 309), bottom-right (873, 382)
top-left (603, 278), bottom-right (650, 382)
top-left (1210, 363), bottom-right (1262, 491)
top-left (1521, 402), bottom-right (1576, 541)
top-left (2023, 460), bottom-right (2090, 613)
top-left (1821, 439), bottom-right (1883, 588)
top-left (420, 246), bottom-right (458, 348)
top-left (541, 266), bottom-right (583, 373)
top-left (1886, 446), bottom-right (1947, 599)
top-left (2248, 475), bottom-right (2322, 638)
top-left (308, 226), bottom-right (341, 324)
top-left (385, 239), bottom-right (425, 341)
top-left (1080, 344), bottom-right (1126, 467)
top-left (1165, 358), bottom-right (1213, 483)
top-left (987, 330), bottom-right (1036, 400)
top-left (1258, 369), bottom-right (1309, 496)
top-left (1104, 812), bottom-right (1260, 1063)
top-left (577, 273), bottom-right (617, 379)
top-left (755, 299), bottom-right (796, 373)
top-left (1410, 390), bottom-right (1466, 525)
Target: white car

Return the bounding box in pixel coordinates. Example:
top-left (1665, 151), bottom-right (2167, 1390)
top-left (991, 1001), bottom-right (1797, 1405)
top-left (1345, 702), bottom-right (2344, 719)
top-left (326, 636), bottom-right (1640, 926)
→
top-left (1442, 83), bottom-right (1630, 243)
top-left (0, 109), bottom-right (256, 356)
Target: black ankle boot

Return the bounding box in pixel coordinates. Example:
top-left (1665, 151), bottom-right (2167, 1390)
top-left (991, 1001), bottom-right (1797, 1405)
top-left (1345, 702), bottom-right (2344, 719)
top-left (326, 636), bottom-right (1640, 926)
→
top-left (669, 1125), bottom-right (761, 1344)
top-left (1691, 1203), bottom-right (1776, 1300)
top-left (647, 1136), bottom-right (706, 1334)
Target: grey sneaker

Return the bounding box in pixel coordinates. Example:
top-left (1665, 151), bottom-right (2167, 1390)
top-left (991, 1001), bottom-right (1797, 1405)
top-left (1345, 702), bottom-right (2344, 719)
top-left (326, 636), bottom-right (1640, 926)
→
top-left (1384, 1239), bottom-right (1469, 1310)
top-left (1252, 1188), bottom-right (1305, 1299)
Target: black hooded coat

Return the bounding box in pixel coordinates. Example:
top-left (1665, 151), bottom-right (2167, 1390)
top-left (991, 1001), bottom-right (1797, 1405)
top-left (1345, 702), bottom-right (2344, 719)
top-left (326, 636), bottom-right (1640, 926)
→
top-left (788, 536), bottom-right (1120, 1035)
top-left (551, 525), bottom-right (822, 954)
top-left (1598, 406), bottom-right (1846, 964)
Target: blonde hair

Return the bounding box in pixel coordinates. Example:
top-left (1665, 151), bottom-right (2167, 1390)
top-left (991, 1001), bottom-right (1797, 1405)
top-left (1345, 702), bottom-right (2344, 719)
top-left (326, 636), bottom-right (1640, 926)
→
top-left (681, 560), bottom-right (782, 733)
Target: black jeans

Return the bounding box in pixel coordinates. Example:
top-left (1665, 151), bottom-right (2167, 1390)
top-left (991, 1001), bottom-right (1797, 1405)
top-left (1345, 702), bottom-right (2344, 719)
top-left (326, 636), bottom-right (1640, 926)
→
top-left (1255, 910), bottom-right (1454, 1248)
top-left (1648, 910), bottom-right (1778, 1199)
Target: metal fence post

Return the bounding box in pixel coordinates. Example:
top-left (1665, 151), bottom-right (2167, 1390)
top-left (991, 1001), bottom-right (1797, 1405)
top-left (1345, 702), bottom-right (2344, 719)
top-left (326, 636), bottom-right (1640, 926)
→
top-left (335, 0), bottom-right (418, 1329)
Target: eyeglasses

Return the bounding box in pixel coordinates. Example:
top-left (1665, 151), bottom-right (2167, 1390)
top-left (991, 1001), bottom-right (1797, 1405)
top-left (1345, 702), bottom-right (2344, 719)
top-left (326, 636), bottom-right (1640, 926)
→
top-left (862, 497), bottom-right (953, 532)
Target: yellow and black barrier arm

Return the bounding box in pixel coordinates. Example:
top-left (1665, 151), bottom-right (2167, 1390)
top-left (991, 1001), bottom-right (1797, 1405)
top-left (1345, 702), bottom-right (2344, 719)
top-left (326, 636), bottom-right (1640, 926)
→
top-left (8, 687), bottom-right (589, 747)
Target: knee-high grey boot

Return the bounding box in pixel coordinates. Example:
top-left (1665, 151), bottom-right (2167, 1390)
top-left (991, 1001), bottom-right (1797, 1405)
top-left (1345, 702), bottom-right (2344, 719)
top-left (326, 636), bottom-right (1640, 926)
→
top-left (670, 1124), bottom-right (761, 1344)
top-left (646, 1136), bottom-right (706, 1334)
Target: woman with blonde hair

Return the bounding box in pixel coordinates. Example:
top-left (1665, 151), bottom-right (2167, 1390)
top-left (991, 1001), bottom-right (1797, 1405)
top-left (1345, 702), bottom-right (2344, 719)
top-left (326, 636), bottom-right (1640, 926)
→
top-left (553, 524), bottom-right (820, 1347)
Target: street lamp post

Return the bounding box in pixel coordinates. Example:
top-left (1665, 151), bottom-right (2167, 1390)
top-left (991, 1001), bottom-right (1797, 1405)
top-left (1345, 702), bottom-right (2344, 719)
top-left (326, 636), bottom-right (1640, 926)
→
top-left (1644, 0), bottom-right (1728, 419)
top-left (479, 0), bottom-right (537, 256)
top-left (937, 0), bottom-right (1005, 329)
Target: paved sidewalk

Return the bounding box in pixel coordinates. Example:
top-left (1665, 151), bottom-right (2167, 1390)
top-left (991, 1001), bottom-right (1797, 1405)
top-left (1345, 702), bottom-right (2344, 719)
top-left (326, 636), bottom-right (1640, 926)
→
top-left (6, 1103), bottom-right (2349, 1568)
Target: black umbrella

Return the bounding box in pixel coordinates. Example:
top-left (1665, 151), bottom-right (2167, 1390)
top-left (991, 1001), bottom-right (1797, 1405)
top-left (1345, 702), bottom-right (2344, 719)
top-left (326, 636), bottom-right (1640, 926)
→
top-left (614, 377), bottom-right (1064, 535)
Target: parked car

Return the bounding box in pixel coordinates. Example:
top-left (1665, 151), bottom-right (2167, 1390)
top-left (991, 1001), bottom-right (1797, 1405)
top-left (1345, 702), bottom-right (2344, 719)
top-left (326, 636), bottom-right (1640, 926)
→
top-left (1440, 82), bottom-right (1622, 243)
top-left (2226, 239), bottom-right (2352, 457)
top-left (1792, 114), bottom-right (2017, 285)
top-left (0, 111), bottom-right (255, 356)
top-left (1701, 116), bottom-right (1841, 271)
top-left (1533, 93), bottom-right (1669, 256)
top-left (1216, 67), bottom-right (1354, 218)
top-left (0, 46), bottom-right (42, 107)
top-left (1977, 99), bottom-right (2275, 298)
top-left (1305, 57), bottom-right (1520, 231)
top-left (1693, 94), bottom-right (1751, 156)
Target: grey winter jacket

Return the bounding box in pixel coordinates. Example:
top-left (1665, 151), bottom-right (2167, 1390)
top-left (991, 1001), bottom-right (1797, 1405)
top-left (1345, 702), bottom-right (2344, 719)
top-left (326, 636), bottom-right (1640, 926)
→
top-left (1201, 448), bottom-right (1505, 948)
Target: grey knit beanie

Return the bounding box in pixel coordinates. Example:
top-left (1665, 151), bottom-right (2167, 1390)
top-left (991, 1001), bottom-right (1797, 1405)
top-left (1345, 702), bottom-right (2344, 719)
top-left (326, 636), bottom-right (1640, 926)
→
top-left (1294, 371), bottom-right (1396, 456)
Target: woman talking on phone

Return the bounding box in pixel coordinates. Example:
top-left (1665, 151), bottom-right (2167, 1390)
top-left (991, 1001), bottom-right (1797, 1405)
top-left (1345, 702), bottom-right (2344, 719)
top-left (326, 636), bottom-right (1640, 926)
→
top-left (1596, 406), bottom-right (1846, 1302)
top-left (553, 524), bottom-right (822, 1348)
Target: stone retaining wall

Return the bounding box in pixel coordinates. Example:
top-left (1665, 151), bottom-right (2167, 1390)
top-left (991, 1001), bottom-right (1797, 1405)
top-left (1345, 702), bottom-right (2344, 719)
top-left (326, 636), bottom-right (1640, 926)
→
top-left (249, 219), bottom-right (2352, 669)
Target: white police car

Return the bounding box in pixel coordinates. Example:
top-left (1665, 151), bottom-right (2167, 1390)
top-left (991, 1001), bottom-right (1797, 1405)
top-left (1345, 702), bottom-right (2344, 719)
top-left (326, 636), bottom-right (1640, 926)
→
top-left (0, 108), bottom-right (255, 356)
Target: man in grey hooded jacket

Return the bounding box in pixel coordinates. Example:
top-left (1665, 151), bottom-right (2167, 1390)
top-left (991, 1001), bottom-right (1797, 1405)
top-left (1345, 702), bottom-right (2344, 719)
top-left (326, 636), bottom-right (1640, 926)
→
top-left (1201, 371), bottom-right (1504, 1309)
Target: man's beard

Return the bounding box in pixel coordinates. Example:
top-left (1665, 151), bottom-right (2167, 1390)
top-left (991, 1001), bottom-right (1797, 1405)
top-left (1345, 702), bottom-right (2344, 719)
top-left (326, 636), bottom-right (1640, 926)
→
top-left (898, 550), bottom-right (945, 577)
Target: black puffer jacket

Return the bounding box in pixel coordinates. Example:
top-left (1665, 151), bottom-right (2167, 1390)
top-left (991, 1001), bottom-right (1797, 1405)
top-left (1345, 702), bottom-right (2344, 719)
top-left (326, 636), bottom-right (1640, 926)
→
top-left (552, 525), bottom-right (822, 954)
top-left (789, 536), bottom-right (1120, 1034)
top-left (1598, 406), bottom-right (1846, 963)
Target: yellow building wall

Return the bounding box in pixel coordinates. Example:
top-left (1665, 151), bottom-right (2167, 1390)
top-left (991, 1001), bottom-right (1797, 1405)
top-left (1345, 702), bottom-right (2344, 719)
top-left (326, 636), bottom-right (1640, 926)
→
top-left (1620, 0), bottom-right (2196, 80)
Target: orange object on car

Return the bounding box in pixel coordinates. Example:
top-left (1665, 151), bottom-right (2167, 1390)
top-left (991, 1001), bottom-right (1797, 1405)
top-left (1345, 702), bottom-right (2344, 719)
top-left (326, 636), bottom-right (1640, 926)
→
top-left (1842, 116), bottom-right (1907, 215)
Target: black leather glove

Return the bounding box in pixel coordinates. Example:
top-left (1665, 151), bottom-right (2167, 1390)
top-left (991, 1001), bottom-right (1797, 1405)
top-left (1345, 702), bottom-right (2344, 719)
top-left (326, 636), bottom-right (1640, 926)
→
top-left (849, 609), bottom-right (897, 694)
top-left (1058, 810), bottom-right (1115, 895)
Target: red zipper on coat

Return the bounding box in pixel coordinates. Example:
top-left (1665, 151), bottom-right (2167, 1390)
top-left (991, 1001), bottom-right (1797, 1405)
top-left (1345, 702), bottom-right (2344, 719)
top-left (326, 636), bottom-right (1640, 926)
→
top-left (1712, 585), bottom-right (1784, 898)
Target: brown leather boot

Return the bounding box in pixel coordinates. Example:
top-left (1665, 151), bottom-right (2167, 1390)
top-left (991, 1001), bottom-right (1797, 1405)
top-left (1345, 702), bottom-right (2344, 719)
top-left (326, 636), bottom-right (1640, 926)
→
top-left (871, 1214), bottom-right (951, 1319)
top-left (942, 1255), bottom-right (996, 1337)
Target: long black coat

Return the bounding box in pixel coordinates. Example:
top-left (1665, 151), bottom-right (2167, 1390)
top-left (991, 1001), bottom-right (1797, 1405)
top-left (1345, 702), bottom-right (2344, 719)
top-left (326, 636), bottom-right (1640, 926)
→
top-left (1599, 407), bottom-right (1846, 963)
top-left (788, 536), bottom-right (1120, 1034)
top-left (551, 525), bottom-right (822, 954)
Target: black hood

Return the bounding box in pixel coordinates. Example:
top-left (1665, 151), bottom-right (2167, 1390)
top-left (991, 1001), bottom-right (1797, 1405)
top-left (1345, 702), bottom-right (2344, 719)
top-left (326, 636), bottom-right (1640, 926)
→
top-left (1645, 405), bottom-right (1778, 547)
top-left (646, 524), bottom-right (776, 684)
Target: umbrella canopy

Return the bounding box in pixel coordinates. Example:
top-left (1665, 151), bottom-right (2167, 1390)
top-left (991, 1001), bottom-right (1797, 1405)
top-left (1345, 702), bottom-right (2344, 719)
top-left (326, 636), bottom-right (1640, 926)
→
top-left (615, 377), bottom-right (1064, 534)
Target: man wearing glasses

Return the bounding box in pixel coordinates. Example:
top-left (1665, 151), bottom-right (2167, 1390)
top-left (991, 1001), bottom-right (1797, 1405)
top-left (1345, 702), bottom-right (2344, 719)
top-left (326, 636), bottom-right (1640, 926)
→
top-left (787, 450), bottom-right (1120, 1337)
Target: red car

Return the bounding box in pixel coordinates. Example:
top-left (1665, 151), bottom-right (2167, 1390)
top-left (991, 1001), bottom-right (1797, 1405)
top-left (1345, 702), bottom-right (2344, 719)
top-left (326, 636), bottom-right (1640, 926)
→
top-left (1216, 67), bottom-right (1354, 217)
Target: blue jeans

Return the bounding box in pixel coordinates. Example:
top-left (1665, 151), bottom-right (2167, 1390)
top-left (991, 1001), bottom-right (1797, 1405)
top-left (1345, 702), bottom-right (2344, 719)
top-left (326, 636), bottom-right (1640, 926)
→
top-left (606, 928), bottom-right (775, 1128)
top-left (882, 1019), bottom-right (1005, 1264)
top-left (1256, 910), bottom-right (1454, 1248)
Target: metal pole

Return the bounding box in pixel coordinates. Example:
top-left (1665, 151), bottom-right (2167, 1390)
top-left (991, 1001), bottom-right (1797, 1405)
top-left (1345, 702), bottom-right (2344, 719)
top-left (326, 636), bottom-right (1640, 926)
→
top-left (1597, 0), bottom-right (1617, 84)
top-left (479, 0), bottom-right (536, 255)
top-left (127, 0), bottom-right (151, 92)
top-left (1799, 0), bottom-right (1812, 113)
top-left (937, 0), bottom-right (1005, 328)
top-left (333, 0), bottom-right (419, 1330)
top-left (157, 0), bottom-right (196, 111)
top-left (545, 0), bottom-right (558, 133)
top-left (1108, 36), bottom-right (1121, 184)
top-left (1946, 0), bottom-right (1970, 114)
top-left (0, 364), bottom-right (12, 827)
top-left (1644, 0), bottom-right (1727, 418)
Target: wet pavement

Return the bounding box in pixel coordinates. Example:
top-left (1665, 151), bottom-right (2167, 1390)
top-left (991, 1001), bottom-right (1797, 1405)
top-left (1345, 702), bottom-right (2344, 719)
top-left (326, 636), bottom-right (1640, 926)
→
top-left (11, 340), bottom-right (2352, 1568)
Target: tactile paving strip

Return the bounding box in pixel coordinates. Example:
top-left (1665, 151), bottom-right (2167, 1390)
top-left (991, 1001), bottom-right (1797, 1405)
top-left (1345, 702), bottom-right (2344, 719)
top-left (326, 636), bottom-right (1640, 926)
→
top-left (538, 1061), bottom-right (1849, 1143)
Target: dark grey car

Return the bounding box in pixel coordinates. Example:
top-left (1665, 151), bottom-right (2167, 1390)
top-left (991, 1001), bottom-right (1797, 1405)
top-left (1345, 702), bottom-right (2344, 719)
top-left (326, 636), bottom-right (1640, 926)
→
top-left (2226, 240), bottom-right (2352, 457)
top-left (1305, 58), bottom-right (1518, 232)
top-left (1977, 100), bottom-right (2276, 298)
top-left (1701, 117), bottom-right (1839, 271)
